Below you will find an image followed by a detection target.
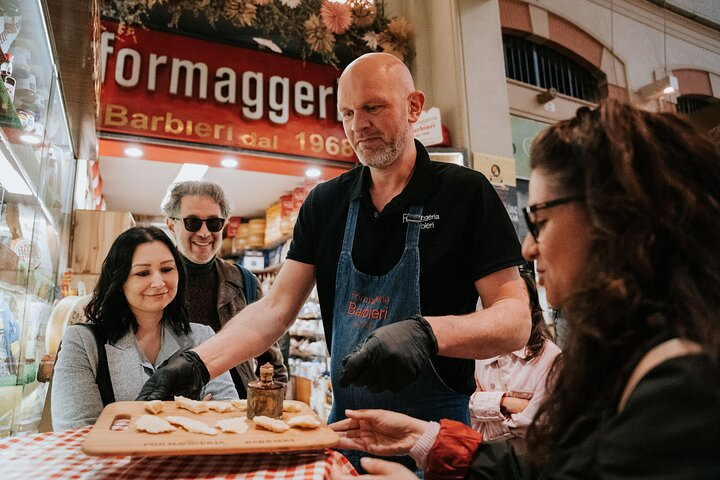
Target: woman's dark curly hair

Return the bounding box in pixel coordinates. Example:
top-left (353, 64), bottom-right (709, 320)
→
top-left (84, 226), bottom-right (190, 343)
top-left (525, 100), bottom-right (720, 463)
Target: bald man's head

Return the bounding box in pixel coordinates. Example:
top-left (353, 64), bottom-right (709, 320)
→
top-left (339, 53), bottom-right (416, 97)
top-left (336, 53), bottom-right (425, 170)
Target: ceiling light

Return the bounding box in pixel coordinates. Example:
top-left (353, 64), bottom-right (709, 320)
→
top-left (124, 146), bottom-right (143, 157)
top-left (637, 74), bottom-right (678, 102)
top-left (221, 157), bottom-right (238, 168)
top-left (305, 168), bottom-right (321, 178)
top-left (173, 163), bottom-right (208, 183)
top-left (0, 155), bottom-right (32, 195)
top-left (19, 133), bottom-right (42, 145)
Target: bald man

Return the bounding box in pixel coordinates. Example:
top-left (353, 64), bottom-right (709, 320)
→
top-left (138, 54), bottom-right (529, 465)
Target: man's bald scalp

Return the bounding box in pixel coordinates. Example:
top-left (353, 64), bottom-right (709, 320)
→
top-left (340, 53), bottom-right (416, 95)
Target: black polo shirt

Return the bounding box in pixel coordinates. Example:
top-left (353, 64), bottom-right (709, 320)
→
top-left (287, 140), bottom-right (523, 394)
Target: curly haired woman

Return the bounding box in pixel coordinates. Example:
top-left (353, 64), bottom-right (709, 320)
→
top-left (330, 100), bottom-right (720, 479)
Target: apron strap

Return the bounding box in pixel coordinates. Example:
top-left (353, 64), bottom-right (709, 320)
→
top-left (618, 338), bottom-right (703, 413)
top-left (341, 200), bottom-right (361, 254)
top-left (404, 205), bottom-right (424, 248)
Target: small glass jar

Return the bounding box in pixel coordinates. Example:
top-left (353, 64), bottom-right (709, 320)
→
top-left (247, 363), bottom-right (285, 419)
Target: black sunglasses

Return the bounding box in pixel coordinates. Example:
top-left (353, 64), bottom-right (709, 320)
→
top-left (523, 196), bottom-right (584, 241)
top-left (172, 217), bottom-right (226, 233)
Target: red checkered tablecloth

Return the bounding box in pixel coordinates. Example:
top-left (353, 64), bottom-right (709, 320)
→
top-left (0, 427), bottom-right (358, 479)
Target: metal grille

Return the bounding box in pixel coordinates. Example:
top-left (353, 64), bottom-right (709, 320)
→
top-left (503, 34), bottom-right (600, 103)
top-left (676, 96), bottom-right (713, 115)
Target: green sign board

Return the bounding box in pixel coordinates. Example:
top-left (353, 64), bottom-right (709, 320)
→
top-left (510, 115), bottom-right (550, 179)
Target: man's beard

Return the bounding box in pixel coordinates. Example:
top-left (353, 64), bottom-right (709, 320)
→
top-left (355, 123), bottom-right (409, 170)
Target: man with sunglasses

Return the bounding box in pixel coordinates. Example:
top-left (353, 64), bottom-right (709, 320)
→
top-left (162, 180), bottom-right (287, 397)
top-left (140, 55), bottom-right (529, 468)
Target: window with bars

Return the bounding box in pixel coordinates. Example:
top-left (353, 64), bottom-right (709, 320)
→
top-left (676, 95), bottom-right (713, 115)
top-left (503, 34), bottom-right (601, 103)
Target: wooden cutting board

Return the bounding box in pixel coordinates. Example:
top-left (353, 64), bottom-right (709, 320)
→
top-left (82, 400), bottom-right (339, 457)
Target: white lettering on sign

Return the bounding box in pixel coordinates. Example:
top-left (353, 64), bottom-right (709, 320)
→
top-left (100, 31), bottom-right (340, 126)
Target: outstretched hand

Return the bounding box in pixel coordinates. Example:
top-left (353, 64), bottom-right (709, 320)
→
top-left (329, 409), bottom-right (429, 457)
top-left (329, 457), bottom-right (419, 480)
top-left (338, 315), bottom-right (438, 393)
top-left (136, 350), bottom-right (210, 401)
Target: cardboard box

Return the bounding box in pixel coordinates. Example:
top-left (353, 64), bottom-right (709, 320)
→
top-left (71, 210), bottom-right (135, 274)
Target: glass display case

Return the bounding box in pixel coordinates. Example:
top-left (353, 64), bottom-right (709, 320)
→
top-left (0, 0), bottom-right (76, 437)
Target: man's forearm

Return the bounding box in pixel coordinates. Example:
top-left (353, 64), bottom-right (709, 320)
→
top-left (426, 297), bottom-right (530, 359)
top-left (194, 298), bottom-right (295, 379)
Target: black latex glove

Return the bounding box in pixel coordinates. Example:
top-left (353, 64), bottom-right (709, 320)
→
top-left (339, 315), bottom-right (439, 393)
top-left (136, 350), bottom-right (210, 401)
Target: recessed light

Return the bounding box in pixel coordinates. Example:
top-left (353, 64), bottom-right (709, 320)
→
top-left (124, 147), bottom-right (143, 157)
top-left (19, 133), bottom-right (42, 145)
top-left (221, 157), bottom-right (238, 168)
top-left (305, 168), bottom-right (321, 178)
top-left (173, 163), bottom-right (209, 183)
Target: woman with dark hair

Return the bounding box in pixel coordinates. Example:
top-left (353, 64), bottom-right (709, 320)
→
top-left (470, 270), bottom-right (560, 452)
top-left (52, 226), bottom-right (237, 430)
top-left (329, 100), bottom-right (720, 479)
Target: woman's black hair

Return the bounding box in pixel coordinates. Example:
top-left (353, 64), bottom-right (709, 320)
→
top-left (84, 226), bottom-right (190, 343)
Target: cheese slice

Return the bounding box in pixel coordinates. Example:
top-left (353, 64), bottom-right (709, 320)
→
top-left (165, 416), bottom-right (218, 435)
top-left (252, 415), bottom-right (290, 433)
top-left (135, 414), bottom-right (175, 434)
top-left (207, 401), bottom-right (235, 413)
top-left (216, 417), bottom-right (249, 434)
top-left (287, 414), bottom-right (321, 429)
top-left (174, 395), bottom-right (209, 414)
top-left (282, 400), bottom-right (304, 412)
top-left (144, 400), bottom-right (164, 415)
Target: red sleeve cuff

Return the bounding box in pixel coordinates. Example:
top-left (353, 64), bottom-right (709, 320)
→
top-left (425, 419), bottom-right (483, 480)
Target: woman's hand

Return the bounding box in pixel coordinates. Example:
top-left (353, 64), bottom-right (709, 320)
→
top-left (500, 395), bottom-right (530, 415)
top-left (329, 409), bottom-right (429, 456)
top-left (329, 457), bottom-right (419, 480)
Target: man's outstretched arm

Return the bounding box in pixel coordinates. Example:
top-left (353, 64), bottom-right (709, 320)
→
top-left (138, 260), bottom-right (316, 400)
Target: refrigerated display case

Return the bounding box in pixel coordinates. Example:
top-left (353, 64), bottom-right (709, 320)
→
top-left (0, 0), bottom-right (78, 437)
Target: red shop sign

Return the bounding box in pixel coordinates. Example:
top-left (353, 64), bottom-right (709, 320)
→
top-left (99, 21), bottom-right (356, 163)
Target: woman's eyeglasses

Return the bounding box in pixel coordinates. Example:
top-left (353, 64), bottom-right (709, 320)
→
top-left (523, 196), bottom-right (584, 241)
top-left (172, 217), bottom-right (226, 233)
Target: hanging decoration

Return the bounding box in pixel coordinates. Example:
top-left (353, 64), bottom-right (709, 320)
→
top-left (100, 0), bottom-right (415, 68)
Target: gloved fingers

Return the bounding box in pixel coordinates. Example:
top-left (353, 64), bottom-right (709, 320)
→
top-left (339, 354), bottom-right (363, 388)
top-left (339, 337), bottom-right (375, 387)
top-left (136, 379), bottom-right (169, 401)
top-left (352, 364), bottom-right (381, 391)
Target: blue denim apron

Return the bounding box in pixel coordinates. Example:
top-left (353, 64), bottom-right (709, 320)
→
top-left (329, 199), bottom-right (470, 471)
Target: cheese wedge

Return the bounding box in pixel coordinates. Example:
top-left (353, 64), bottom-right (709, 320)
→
top-left (216, 417), bottom-right (249, 434)
top-left (287, 414), bottom-right (321, 429)
top-left (135, 414), bottom-right (175, 433)
top-left (174, 395), bottom-right (209, 414)
top-left (165, 416), bottom-right (218, 435)
top-left (252, 415), bottom-right (290, 433)
top-left (144, 400), bottom-right (164, 415)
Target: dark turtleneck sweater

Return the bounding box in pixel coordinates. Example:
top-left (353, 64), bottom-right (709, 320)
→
top-left (183, 256), bottom-right (220, 332)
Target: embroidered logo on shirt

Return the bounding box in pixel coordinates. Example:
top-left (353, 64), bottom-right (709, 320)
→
top-left (402, 213), bottom-right (439, 230)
